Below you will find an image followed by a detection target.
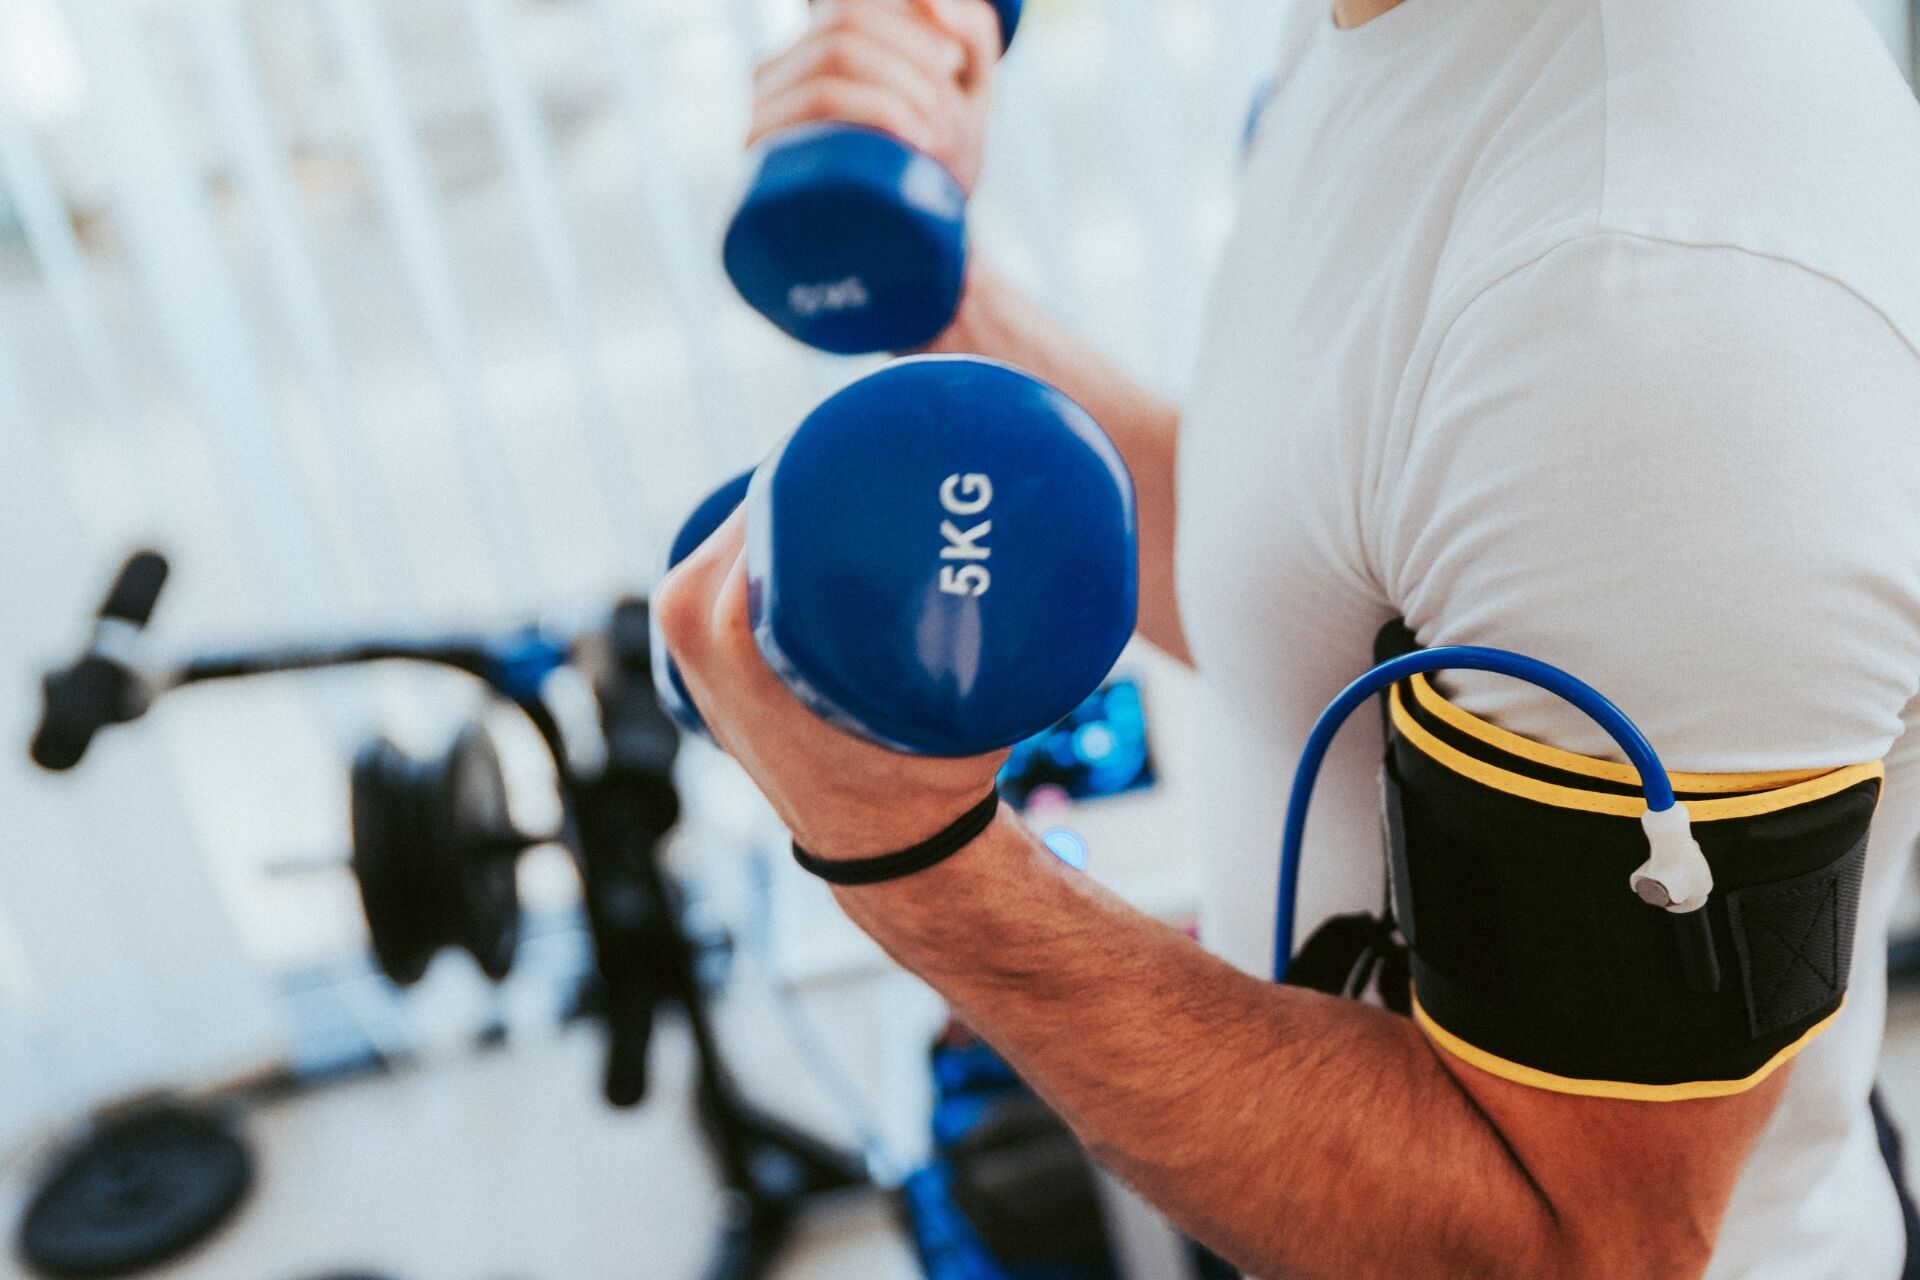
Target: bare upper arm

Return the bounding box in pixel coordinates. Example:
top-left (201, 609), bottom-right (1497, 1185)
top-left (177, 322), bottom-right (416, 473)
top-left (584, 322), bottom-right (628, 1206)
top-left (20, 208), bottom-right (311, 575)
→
top-left (1434, 1025), bottom-right (1791, 1278)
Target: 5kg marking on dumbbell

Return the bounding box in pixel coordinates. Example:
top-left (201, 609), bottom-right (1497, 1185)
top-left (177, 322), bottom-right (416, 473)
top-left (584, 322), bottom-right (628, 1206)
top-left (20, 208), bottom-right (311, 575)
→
top-left (939, 473), bottom-right (993, 597)
top-left (786, 276), bottom-right (870, 318)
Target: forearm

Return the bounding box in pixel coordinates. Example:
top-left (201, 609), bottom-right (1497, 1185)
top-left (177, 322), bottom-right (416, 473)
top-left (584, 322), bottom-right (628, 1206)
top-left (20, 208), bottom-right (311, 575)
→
top-left (833, 813), bottom-right (1567, 1280)
top-left (927, 266), bottom-right (1189, 663)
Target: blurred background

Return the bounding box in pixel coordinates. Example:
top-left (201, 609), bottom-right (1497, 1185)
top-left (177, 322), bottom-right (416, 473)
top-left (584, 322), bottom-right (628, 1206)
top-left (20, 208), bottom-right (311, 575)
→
top-left (0, 2), bottom-right (1914, 1278)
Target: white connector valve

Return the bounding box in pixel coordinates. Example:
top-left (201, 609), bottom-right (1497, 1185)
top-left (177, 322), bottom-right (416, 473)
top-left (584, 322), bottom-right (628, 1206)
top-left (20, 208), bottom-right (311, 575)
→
top-left (1632, 803), bottom-right (1713, 913)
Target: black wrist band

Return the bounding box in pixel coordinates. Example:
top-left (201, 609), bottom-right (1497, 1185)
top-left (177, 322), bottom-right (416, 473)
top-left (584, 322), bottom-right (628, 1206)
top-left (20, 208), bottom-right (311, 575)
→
top-left (792, 791), bottom-right (1002, 886)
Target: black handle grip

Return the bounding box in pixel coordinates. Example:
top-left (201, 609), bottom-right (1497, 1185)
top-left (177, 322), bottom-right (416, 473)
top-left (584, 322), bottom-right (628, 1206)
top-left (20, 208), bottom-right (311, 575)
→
top-left (29, 709), bottom-right (98, 773)
top-left (99, 550), bottom-right (169, 627)
top-left (29, 659), bottom-right (125, 772)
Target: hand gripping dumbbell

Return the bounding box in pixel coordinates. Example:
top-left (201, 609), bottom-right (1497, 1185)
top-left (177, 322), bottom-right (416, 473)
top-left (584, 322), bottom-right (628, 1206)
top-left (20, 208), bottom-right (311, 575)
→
top-left (653, 355), bottom-right (1135, 757)
top-left (723, 0), bottom-right (1023, 356)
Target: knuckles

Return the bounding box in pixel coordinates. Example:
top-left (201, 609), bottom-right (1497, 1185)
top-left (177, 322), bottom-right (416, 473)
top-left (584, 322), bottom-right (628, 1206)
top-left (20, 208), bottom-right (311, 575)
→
top-left (797, 82), bottom-right (859, 123)
top-left (651, 565), bottom-right (710, 663)
top-left (654, 553), bottom-right (757, 677)
top-left (810, 39), bottom-right (862, 80)
top-left (713, 573), bottom-right (760, 665)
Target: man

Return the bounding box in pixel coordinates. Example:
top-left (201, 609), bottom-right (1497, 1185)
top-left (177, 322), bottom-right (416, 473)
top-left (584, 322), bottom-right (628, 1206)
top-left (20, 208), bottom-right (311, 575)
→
top-left (657, 0), bottom-right (1920, 1274)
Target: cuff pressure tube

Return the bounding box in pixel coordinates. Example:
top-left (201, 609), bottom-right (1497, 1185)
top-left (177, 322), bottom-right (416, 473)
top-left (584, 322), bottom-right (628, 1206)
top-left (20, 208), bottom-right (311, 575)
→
top-left (1273, 646), bottom-right (1711, 984)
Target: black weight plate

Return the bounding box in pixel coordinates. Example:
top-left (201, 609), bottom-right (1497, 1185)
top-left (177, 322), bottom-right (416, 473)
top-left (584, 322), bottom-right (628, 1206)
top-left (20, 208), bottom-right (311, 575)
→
top-left (349, 737), bottom-right (441, 986)
top-left (17, 1106), bottom-right (251, 1278)
top-left (442, 723), bottom-right (520, 981)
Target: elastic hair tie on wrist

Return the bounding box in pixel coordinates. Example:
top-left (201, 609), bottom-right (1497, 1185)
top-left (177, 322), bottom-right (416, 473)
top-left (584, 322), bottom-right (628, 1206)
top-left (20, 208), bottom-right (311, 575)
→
top-left (792, 791), bottom-right (1002, 886)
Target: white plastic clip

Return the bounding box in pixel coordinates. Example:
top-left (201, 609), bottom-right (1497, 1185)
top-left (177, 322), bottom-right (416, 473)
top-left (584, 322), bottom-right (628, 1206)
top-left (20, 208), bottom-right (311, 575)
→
top-left (1632, 803), bottom-right (1713, 913)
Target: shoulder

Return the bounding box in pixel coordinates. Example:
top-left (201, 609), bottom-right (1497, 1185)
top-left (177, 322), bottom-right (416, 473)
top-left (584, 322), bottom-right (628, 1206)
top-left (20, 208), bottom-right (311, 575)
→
top-left (1427, 0), bottom-right (1920, 362)
top-left (1398, 230), bottom-right (1920, 536)
top-left (1380, 232), bottom-right (1920, 770)
top-left (1591, 0), bottom-right (1920, 346)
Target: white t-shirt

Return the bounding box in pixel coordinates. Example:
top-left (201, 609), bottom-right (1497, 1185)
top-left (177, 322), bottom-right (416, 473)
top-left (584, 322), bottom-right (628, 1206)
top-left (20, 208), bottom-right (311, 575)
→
top-left (1176, 1), bottom-right (1920, 1275)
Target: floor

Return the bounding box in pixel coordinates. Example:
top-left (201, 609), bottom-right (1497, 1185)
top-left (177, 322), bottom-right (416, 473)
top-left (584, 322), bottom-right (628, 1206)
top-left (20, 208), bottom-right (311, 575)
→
top-left (6, 966), bottom-right (1920, 1280)
top-left (0, 969), bottom-right (932, 1280)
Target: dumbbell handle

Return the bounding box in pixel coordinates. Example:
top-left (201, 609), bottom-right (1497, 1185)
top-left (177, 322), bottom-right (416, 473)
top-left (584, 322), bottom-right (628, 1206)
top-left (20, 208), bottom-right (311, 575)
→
top-left (806, 0), bottom-right (1021, 51)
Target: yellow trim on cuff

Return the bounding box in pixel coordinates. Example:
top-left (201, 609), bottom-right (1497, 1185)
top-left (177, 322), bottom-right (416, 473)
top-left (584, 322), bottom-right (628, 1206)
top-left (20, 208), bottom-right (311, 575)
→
top-left (1405, 674), bottom-right (1832, 794)
top-left (1412, 996), bottom-right (1840, 1102)
top-left (1388, 686), bottom-right (1884, 822)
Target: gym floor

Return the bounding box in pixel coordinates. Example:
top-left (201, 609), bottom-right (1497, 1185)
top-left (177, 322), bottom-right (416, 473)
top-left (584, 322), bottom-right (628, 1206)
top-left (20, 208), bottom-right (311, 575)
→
top-left (11, 963), bottom-right (1920, 1279)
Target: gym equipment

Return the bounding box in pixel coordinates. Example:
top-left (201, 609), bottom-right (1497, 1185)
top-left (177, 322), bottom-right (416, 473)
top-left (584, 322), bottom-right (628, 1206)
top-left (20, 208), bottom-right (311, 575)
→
top-left (30, 559), bottom-right (868, 1280)
top-left (17, 1102), bottom-right (251, 1278)
top-left (723, 1), bottom-right (1022, 354)
top-left (904, 1027), bottom-right (1232, 1280)
top-left (349, 724), bottom-right (524, 986)
top-left (30, 551), bottom-right (168, 772)
top-left (655, 356), bottom-right (1137, 757)
top-left (995, 676), bottom-right (1154, 811)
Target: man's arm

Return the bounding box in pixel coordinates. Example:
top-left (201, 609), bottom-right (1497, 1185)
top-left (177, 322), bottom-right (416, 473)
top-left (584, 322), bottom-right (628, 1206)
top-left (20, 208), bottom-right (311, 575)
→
top-left (746, 0), bottom-right (1189, 661)
top-left (833, 814), bottom-right (1782, 1280)
top-left (654, 516), bottom-right (1785, 1280)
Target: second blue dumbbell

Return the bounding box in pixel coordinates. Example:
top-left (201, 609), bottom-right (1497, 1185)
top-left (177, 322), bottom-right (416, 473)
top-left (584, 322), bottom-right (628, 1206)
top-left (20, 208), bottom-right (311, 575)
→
top-left (723, 0), bottom-right (1023, 356)
top-left (653, 355), bottom-right (1136, 757)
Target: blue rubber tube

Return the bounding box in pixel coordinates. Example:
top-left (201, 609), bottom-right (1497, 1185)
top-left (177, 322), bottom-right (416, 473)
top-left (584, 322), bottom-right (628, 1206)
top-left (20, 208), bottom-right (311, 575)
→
top-left (1272, 646), bottom-right (1675, 982)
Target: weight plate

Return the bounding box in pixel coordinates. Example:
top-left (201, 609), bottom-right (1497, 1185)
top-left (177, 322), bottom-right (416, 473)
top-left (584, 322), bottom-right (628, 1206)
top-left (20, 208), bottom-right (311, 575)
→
top-left (350, 724), bottom-right (523, 986)
top-left (349, 736), bottom-right (442, 986)
top-left (17, 1106), bottom-right (251, 1278)
top-left (442, 722), bottom-right (520, 982)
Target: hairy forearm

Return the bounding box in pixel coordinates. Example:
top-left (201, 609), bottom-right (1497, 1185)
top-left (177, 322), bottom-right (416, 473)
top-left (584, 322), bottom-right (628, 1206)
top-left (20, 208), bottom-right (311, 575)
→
top-left (833, 813), bottom-right (1567, 1279)
top-left (926, 267), bottom-right (1189, 663)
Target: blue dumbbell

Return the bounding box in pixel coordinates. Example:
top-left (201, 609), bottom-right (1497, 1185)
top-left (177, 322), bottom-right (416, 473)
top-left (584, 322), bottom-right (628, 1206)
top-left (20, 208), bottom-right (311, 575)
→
top-left (723, 0), bottom-right (1023, 356)
top-left (653, 355), bottom-right (1136, 757)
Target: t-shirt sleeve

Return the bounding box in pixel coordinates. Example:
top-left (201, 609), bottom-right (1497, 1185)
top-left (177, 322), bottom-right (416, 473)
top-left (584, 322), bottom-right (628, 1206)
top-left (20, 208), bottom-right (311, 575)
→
top-left (1381, 232), bottom-right (1920, 770)
top-left (1374, 234), bottom-right (1920, 1097)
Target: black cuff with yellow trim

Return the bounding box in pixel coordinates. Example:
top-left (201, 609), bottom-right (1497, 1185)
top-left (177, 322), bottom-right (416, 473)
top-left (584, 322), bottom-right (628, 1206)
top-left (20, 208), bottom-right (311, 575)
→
top-left (1384, 671), bottom-right (1877, 1101)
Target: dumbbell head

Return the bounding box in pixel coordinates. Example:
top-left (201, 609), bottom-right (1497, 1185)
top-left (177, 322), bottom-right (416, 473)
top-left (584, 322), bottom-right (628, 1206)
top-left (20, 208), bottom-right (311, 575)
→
top-left (988, 0), bottom-right (1022, 46)
top-left (722, 1), bottom-right (1023, 355)
top-left (657, 356), bottom-right (1136, 757)
top-left (724, 125), bottom-right (970, 355)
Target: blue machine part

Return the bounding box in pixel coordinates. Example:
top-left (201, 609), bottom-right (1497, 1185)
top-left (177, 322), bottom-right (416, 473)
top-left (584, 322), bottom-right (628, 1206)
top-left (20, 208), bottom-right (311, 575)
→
top-left (652, 470), bottom-right (754, 737)
top-left (998, 677), bottom-right (1154, 810)
top-left (903, 1163), bottom-right (1014, 1280)
top-left (747, 357), bottom-right (1137, 757)
top-left (905, 1031), bottom-right (1120, 1280)
top-left (486, 630), bottom-right (573, 704)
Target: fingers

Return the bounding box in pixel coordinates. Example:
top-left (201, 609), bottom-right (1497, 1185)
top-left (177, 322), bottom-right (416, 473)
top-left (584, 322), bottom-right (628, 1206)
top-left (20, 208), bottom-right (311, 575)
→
top-left (653, 508), bottom-right (746, 669)
top-left (817, 0), bottom-right (970, 83)
top-left (753, 26), bottom-right (950, 129)
top-left (653, 516), bottom-right (802, 765)
top-left (746, 0), bottom-right (998, 152)
top-left (911, 0), bottom-right (1003, 93)
top-left (750, 77), bottom-right (941, 153)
